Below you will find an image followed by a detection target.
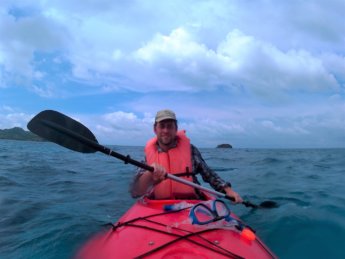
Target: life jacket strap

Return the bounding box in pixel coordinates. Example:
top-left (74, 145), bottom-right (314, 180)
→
top-left (174, 166), bottom-right (197, 177)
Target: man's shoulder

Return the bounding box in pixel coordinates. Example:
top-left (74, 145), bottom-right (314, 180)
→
top-left (190, 144), bottom-right (201, 154)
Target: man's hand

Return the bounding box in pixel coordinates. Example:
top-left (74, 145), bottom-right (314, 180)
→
top-left (224, 187), bottom-right (243, 203)
top-left (151, 163), bottom-right (167, 184)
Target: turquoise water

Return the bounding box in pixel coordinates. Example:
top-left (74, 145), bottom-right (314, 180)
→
top-left (1, 140), bottom-right (344, 258)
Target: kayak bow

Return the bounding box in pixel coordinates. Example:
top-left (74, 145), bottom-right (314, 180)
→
top-left (76, 196), bottom-right (277, 259)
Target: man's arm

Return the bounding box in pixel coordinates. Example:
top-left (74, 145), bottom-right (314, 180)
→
top-left (129, 163), bottom-right (167, 198)
top-left (191, 145), bottom-right (243, 203)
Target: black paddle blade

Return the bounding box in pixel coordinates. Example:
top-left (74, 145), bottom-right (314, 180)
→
top-left (259, 201), bottom-right (279, 208)
top-left (27, 110), bottom-right (98, 153)
top-left (242, 200), bottom-right (278, 209)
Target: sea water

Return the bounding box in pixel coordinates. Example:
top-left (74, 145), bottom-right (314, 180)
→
top-left (0, 140), bottom-right (344, 259)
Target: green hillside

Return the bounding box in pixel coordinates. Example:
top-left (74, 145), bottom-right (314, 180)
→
top-left (0, 127), bottom-right (43, 141)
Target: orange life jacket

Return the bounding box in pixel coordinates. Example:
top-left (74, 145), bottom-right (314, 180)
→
top-left (145, 130), bottom-right (197, 199)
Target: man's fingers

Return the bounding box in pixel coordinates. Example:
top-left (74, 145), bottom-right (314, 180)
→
top-left (150, 163), bottom-right (167, 183)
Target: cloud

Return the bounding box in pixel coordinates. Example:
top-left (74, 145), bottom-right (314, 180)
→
top-left (0, 106), bottom-right (32, 129)
top-left (118, 27), bottom-right (341, 101)
top-left (218, 30), bottom-right (340, 95)
top-left (321, 54), bottom-right (345, 86)
top-left (0, 1), bottom-right (344, 148)
top-left (1, 1), bottom-right (344, 102)
top-left (75, 111), bottom-right (154, 146)
top-left (71, 95), bottom-right (344, 148)
top-left (0, 5), bottom-right (70, 94)
top-left (0, 10), bottom-right (68, 75)
top-left (261, 120), bottom-right (310, 135)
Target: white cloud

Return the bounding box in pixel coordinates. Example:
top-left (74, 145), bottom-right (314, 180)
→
top-left (0, 1), bottom-right (344, 148)
top-left (261, 120), bottom-right (310, 135)
top-left (0, 11), bottom-right (68, 75)
top-left (79, 95), bottom-right (344, 148)
top-left (321, 53), bottom-right (345, 86)
top-left (135, 28), bottom-right (208, 63)
top-left (123, 27), bottom-right (341, 100)
top-left (29, 84), bottom-right (56, 98)
top-left (102, 111), bottom-right (138, 124)
top-left (0, 99), bottom-right (343, 148)
top-left (1, 1), bottom-right (343, 100)
top-left (0, 105), bottom-right (15, 113)
top-left (79, 111), bottom-right (154, 146)
top-left (0, 106), bottom-right (32, 129)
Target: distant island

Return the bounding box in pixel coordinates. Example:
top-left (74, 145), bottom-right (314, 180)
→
top-left (0, 127), bottom-right (44, 141)
top-left (216, 144), bottom-right (233, 148)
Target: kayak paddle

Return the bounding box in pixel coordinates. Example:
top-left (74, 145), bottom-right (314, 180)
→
top-left (27, 110), bottom-right (278, 209)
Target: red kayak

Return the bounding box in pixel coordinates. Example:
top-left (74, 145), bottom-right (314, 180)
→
top-left (76, 195), bottom-right (277, 259)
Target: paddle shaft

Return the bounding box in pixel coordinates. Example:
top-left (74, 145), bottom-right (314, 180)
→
top-left (169, 174), bottom-right (259, 207)
top-left (167, 174), bottom-right (236, 202)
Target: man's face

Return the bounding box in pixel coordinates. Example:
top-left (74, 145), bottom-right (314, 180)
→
top-left (154, 119), bottom-right (177, 147)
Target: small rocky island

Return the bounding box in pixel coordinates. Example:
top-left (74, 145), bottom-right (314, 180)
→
top-left (0, 127), bottom-right (43, 141)
top-left (216, 143), bottom-right (232, 148)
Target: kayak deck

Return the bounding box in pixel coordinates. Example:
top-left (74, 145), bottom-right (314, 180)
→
top-left (77, 198), bottom-right (277, 259)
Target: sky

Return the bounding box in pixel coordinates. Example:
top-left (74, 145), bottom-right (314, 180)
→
top-left (0, 0), bottom-right (344, 148)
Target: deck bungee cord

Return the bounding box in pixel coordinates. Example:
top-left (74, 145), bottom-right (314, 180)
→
top-left (108, 206), bottom-right (244, 259)
top-left (99, 201), bottom-right (275, 258)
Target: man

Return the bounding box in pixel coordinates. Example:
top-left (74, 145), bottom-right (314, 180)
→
top-left (130, 109), bottom-right (243, 203)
